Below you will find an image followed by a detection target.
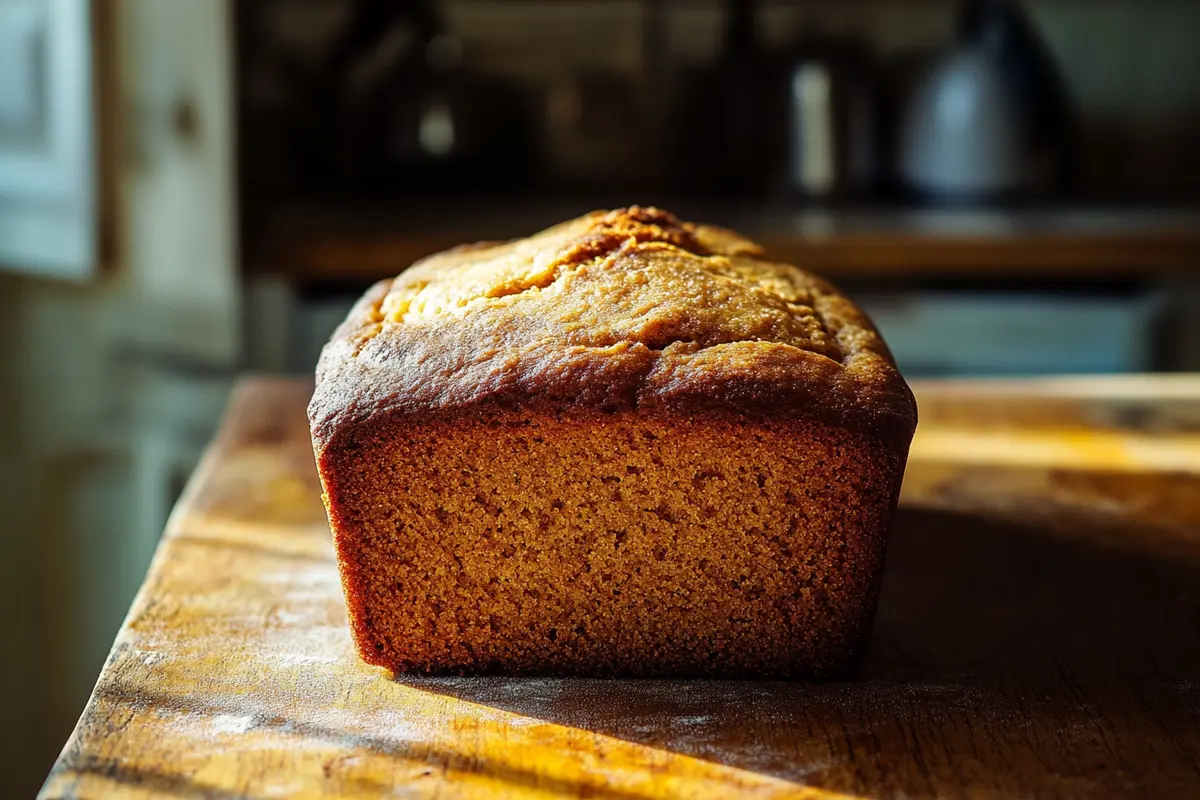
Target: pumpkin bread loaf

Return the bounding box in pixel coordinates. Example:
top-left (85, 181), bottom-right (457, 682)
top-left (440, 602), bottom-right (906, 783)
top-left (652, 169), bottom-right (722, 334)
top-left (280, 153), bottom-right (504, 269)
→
top-left (309, 207), bottom-right (916, 677)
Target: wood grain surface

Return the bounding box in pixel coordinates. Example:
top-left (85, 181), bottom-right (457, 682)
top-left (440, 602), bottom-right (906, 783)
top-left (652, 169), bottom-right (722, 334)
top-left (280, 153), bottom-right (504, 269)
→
top-left (904, 374), bottom-right (1200, 552)
top-left (41, 378), bottom-right (1200, 799)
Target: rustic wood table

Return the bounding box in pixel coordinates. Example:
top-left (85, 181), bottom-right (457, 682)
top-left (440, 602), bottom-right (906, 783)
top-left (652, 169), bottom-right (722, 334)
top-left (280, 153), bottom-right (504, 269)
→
top-left (42, 377), bottom-right (1200, 799)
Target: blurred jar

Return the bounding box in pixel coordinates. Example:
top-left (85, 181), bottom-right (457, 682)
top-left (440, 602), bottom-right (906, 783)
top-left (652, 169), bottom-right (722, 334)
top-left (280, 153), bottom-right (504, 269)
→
top-left (780, 33), bottom-right (882, 202)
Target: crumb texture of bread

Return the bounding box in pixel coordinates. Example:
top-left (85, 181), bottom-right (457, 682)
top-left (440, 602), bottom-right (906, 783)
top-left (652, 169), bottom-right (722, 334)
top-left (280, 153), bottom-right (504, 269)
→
top-left (324, 410), bottom-right (901, 677)
top-left (310, 207), bottom-right (916, 677)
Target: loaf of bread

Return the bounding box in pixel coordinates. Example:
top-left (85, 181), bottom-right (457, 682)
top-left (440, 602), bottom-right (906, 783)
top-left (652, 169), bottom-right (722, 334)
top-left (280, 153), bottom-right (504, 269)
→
top-left (309, 207), bottom-right (916, 678)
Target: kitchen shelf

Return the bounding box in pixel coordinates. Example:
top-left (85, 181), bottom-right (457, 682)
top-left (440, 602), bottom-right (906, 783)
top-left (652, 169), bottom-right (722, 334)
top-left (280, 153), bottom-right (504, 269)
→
top-left (250, 202), bottom-right (1200, 283)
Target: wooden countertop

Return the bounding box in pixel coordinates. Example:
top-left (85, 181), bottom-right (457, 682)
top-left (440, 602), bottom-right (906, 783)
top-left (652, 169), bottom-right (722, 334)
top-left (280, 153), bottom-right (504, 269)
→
top-left (42, 377), bottom-right (1200, 799)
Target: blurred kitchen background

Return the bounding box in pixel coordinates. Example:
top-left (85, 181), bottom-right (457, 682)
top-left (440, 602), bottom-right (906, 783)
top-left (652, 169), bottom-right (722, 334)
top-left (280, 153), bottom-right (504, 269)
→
top-left (2, 0), bottom-right (1200, 794)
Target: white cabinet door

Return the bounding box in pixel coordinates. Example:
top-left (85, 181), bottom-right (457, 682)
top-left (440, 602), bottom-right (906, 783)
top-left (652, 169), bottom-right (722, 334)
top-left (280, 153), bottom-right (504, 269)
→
top-left (116, 0), bottom-right (240, 365)
top-left (0, 0), bottom-right (95, 279)
top-left (114, 0), bottom-right (241, 580)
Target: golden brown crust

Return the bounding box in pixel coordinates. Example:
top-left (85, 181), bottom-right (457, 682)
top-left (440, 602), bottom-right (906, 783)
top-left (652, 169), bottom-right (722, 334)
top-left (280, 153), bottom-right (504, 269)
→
top-left (309, 207), bottom-right (916, 453)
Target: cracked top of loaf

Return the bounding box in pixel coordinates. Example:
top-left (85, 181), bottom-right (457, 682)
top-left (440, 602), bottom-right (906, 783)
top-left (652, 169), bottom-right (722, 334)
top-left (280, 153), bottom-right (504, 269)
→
top-left (310, 207), bottom-right (917, 450)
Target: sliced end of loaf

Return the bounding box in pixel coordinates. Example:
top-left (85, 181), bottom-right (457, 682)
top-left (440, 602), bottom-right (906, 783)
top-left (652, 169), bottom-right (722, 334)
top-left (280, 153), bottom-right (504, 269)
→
top-left (318, 408), bottom-right (905, 678)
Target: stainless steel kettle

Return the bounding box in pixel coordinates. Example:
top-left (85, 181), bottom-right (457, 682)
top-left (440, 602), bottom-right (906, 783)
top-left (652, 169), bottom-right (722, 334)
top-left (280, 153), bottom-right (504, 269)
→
top-left (899, 0), bottom-right (1073, 202)
top-left (899, 47), bottom-right (1029, 199)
